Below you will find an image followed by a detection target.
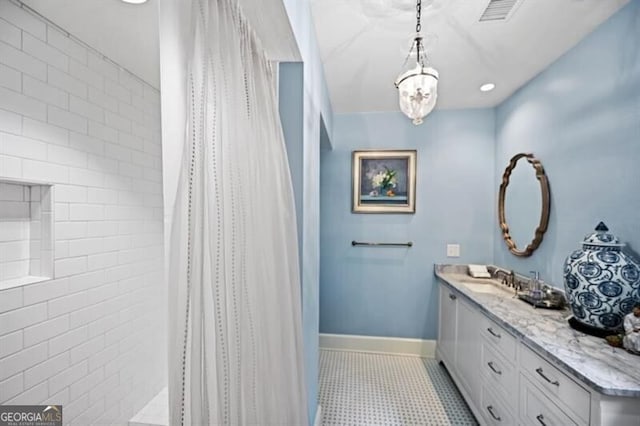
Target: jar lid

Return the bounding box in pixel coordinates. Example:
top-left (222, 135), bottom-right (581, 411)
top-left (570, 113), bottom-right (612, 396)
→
top-left (582, 222), bottom-right (623, 246)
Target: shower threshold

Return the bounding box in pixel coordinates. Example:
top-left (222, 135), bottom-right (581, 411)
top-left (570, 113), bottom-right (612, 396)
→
top-left (129, 387), bottom-right (168, 426)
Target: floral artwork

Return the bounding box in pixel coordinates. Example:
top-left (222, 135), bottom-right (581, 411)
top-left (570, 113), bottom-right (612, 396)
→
top-left (352, 150), bottom-right (416, 214)
top-left (369, 167), bottom-right (398, 197)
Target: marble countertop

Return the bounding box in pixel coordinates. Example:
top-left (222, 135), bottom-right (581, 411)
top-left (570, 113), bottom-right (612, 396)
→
top-left (435, 264), bottom-right (640, 397)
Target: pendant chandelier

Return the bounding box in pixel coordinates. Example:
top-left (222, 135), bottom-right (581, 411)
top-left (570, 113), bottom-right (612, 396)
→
top-left (394, 0), bottom-right (438, 125)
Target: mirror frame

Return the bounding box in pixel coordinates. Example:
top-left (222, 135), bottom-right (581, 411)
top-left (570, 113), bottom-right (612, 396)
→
top-left (498, 153), bottom-right (551, 257)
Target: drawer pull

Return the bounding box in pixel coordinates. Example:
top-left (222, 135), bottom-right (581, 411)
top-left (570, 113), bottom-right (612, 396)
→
top-left (536, 414), bottom-right (547, 426)
top-left (449, 294), bottom-right (457, 300)
top-left (535, 367), bottom-right (560, 386)
top-left (486, 405), bottom-right (501, 421)
top-left (487, 361), bottom-right (502, 375)
top-left (487, 327), bottom-right (501, 338)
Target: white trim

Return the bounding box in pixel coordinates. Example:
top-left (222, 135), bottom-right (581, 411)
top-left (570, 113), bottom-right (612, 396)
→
top-left (320, 333), bottom-right (436, 358)
top-left (313, 405), bottom-right (322, 426)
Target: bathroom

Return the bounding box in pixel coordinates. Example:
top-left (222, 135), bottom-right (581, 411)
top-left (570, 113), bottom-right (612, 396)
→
top-left (0, 0), bottom-right (639, 425)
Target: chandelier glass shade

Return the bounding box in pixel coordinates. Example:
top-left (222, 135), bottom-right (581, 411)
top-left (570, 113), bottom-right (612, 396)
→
top-left (394, 62), bottom-right (438, 125)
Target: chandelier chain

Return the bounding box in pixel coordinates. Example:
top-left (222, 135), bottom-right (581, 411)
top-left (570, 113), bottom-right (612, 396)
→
top-left (416, 0), bottom-right (422, 33)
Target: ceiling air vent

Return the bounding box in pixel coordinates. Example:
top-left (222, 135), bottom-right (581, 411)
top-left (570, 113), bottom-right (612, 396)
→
top-left (479, 0), bottom-right (523, 22)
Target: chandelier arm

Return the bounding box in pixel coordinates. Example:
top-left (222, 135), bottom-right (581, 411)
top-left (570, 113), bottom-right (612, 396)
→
top-left (395, 39), bottom-right (418, 85)
top-left (395, 69), bottom-right (439, 87)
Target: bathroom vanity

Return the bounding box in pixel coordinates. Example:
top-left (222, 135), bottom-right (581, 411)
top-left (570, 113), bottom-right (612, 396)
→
top-left (435, 264), bottom-right (640, 426)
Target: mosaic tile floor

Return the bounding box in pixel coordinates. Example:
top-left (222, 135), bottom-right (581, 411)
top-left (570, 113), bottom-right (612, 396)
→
top-left (319, 350), bottom-right (478, 426)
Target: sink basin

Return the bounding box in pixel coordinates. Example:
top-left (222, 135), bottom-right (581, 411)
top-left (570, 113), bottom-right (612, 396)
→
top-left (463, 283), bottom-right (506, 294)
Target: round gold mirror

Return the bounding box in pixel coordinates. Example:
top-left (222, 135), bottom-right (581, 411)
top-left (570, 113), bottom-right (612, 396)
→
top-left (498, 153), bottom-right (550, 257)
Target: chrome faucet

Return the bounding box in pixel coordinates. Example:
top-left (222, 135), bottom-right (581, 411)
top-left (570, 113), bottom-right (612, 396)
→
top-left (513, 273), bottom-right (523, 292)
top-left (493, 269), bottom-right (515, 288)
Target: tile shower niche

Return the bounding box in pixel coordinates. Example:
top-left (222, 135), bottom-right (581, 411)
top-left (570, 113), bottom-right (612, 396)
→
top-left (0, 180), bottom-right (54, 290)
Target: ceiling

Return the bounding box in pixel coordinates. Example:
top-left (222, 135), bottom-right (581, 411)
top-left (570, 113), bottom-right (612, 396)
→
top-left (310, 0), bottom-right (629, 113)
top-left (21, 0), bottom-right (629, 113)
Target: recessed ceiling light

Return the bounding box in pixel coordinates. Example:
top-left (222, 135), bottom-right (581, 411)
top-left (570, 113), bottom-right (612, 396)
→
top-left (480, 83), bottom-right (496, 92)
top-left (121, 0), bottom-right (147, 4)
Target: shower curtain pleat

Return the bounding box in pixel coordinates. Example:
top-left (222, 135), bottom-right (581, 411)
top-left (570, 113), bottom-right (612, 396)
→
top-left (167, 0), bottom-right (308, 424)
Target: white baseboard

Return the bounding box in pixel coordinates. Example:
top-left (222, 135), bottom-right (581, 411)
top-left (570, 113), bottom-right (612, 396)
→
top-left (320, 333), bottom-right (436, 358)
top-left (313, 404), bottom-right (322, 426)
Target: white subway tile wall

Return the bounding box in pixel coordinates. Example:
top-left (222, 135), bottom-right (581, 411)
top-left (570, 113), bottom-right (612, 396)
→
top-left (0, 3), bottom-right (165, 425)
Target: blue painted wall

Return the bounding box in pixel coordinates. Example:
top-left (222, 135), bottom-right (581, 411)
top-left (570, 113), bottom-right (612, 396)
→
top-left (279, 63), bottom-right (304, 269)
top-left (320, 110), bottom-right (495, 339)
top-left (493, 1), bottom-right (640, 288)
top-left (281, 1), bottom-right (334, 422)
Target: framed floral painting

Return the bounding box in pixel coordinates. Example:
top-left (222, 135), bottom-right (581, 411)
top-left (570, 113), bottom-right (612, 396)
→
top-left (352, 150), bottom-right (417, 214)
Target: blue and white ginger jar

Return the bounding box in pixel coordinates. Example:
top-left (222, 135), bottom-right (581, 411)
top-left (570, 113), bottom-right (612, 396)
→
top-left (563, 222), bottom-right (640, 332)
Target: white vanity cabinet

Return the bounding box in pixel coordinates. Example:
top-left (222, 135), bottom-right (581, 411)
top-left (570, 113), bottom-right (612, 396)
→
top-left (455, 298), bottom-right (481, 401)
top-left (437, 281), bottom-right (587, 425)
top-left (437, 286), bottom-right (458, 366)
top-left (436, 279), bottom-right (640, 426)
top-left (437, 287), bottom-right (482, 414)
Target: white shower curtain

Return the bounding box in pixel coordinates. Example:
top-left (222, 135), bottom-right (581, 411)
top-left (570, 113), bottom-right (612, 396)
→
top-left (167, 0), bottom-right (308, 424)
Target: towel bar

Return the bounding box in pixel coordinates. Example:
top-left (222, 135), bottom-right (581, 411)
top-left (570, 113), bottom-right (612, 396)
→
top-left (351, 240), bottom-right (413, 248)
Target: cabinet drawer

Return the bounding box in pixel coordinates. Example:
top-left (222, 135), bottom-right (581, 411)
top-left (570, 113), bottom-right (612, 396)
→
top-left (520, 375), bottom-right (581, 426)
top-left (480, 383), bottom-right (517, 426)
top-left (520, 345), bottom-right (590, 424)
top-left (481, 341), bottom-right (518, 407)
top-left (480, 315), bottom-right (517, 361)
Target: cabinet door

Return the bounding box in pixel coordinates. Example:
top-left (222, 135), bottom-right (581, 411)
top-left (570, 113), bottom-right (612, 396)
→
top-left (438, 284), bottom-right (458, 366)
top-left (481, 383), bottom-right (517, 426)
top-left (520, 344), bottom-right (590, 424)
top-left (480, 340), bottom-right (518, 408)
top-left (520, 375), bottom-right (580, 426)
top-left (455, 298), bottom-right (481, 403)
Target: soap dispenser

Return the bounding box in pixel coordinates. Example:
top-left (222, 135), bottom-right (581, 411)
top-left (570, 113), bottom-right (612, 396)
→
top-left (529, 271), bottom-right (542, 300)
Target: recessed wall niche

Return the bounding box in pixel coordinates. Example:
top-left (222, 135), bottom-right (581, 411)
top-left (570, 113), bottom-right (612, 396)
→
top-left (0, 180), bottom-right (54, 290)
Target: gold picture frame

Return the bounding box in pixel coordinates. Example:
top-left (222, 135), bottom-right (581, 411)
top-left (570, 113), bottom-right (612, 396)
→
top-left (352, 150), bottom-right (417, 214)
